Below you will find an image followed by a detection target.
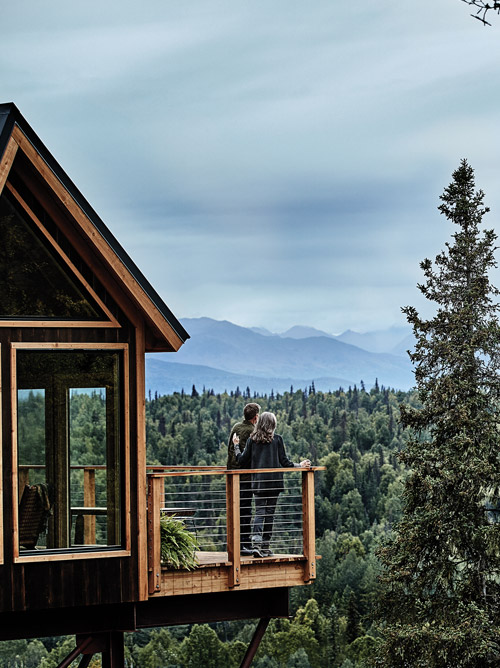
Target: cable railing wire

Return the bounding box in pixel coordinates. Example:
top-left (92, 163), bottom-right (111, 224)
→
top-left (158, 470), bottom-right (305, 555)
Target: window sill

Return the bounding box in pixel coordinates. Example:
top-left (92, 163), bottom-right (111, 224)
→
top-left (14, 548), bottom-right (131, 564)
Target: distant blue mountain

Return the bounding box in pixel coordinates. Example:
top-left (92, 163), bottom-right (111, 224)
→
top-left (335, 326), bottom-right (412, 354)
top-left (147, 317), bottom-right (414, 392)
top-left (279, 325), bottom-right (335, 339)
top-left (145, 358), bottom-right (351, 396)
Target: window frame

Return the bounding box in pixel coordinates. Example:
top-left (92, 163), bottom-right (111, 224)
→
top-left (0, 343), bottom-right (3, 566)
top-left (11, 342), bottom-right (130, 563)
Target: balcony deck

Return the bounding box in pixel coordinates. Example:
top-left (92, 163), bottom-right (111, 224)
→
top-left (147, 466), bottom-right (324, 598)
top-left (158, 550), bottom-right (312, 597)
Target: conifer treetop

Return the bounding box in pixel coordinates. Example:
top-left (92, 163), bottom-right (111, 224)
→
top-left (376, 159), bottom-right (500, 668)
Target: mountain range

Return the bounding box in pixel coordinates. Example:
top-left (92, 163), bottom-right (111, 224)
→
top-left (145, 318), bottom-right (415, 395)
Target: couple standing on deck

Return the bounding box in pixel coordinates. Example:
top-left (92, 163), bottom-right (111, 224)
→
top-left (227, 403), bottom-right (311, 558)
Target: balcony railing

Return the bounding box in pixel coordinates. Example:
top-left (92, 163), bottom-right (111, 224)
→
top-left (146, 466), bottom-right (323, 597)
top-left (18, 464), bottom-right (110, 547)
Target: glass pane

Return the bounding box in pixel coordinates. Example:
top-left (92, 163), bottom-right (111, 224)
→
top-left (0, 192), bottom-right (106, 320)
top-left (17, 350), bottom-right (122, 552)
top-left (69, 388), bottom-right (110, 547)
top-left (18, 389), bottom-right (48, 549)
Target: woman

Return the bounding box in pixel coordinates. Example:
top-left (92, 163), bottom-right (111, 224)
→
top-left (233, 411), bottom-right (310, 558)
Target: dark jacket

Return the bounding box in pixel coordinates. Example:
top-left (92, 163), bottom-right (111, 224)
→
top-left (234, 434), bottom-right (297, 494)
top-left (227, 419), bottom-right (255, 482)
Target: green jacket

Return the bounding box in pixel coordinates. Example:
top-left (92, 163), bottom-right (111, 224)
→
top-left (227, 419), bottom-right (255, 481)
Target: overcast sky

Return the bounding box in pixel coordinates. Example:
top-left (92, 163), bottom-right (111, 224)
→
top-left (2, 1), bottom-right (500, 334)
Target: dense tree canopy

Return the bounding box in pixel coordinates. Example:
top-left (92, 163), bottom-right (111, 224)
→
top-left (2, 382), bottom-right (415, 666)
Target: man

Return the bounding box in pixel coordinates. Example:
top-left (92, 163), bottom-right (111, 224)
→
top-left (227, 402), bottom-right (260, 555)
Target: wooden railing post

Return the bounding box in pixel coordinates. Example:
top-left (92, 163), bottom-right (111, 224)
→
top-left (147, 475), bottom-right (162, 594)
top-left (18, 467), bottom-right (30, 501)
top-left (302, 470), bottom-right (316, 582)
top-left (83, 468), bottom-right (96, 544)
top-left (226, 472), bottom-right (241, 588)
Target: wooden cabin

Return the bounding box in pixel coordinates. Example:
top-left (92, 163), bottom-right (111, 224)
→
top-left (0, 103), bottom-right (321, 667)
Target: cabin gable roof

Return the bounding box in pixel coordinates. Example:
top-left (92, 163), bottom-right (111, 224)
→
top-left (0, 102), bottom-right (189, 352)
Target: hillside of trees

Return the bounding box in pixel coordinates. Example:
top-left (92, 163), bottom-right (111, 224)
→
top-left (0, 382), bottom-right (417, 667)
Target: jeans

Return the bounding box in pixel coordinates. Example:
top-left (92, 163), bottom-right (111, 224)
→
top-left (252, 493), bottom-right (278, 548)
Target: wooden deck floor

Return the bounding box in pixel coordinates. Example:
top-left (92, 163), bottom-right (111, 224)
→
top-left (195, 551), bottom-right (306, 568)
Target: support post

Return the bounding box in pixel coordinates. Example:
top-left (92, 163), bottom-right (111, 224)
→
top-left (101, 631), bottom-right (125, 668)
top-left (147, 475), bottom-right (163, 594)
top-left (302, 470), bottom-right (316, 582)
top-left (83, 468), bottom-right (96, 544)
top-left (56, 636), bottom-right (93, 668)
top-left (240, 618), bottom-right (271, 668)
top-left (226, 472), bottom-right (241, 588)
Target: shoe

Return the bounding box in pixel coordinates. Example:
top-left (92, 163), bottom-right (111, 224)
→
top-left (240, 547), bottom-right (253, 556)
top-left (252, 546), bottom-right (265, 558)
top-left (260, 548), bottom-right (274, 557)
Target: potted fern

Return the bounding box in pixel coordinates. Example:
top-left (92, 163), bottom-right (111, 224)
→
top-left (160, 515), bottom-right (199, 570)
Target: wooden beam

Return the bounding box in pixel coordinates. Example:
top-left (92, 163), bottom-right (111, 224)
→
top-left (135, 588), bottom-right (290, 628)
top-left (301, 470), bottom-right (316, 582)
top-left (83, 468), bottom-right (96, 544)
top-left (10, 344), bottom-right (19, 561)
top-left (0, 342), bottom-right (2, 565)
top-left (240, 618), bottom-right (271, 668)
top-left (56, 636), bottom-right (93, 668)
top-left (226, 473), bottom-right (241, 588)
top-left (0, 136), bottom-right (18, 194)
top-left (147, 476), bottom-right (162, 594)
top-left (136, 324), bottom-right (149, 600)
top-left (101, 631), bottom-right (125, 668)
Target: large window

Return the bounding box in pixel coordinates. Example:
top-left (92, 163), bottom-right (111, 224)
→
top-left (0, 191), bottom-right (107, 321)
top-left (13, 345), bottom-right (129, 560)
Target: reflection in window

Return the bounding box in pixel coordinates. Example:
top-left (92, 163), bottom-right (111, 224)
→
top-left (0, 192), bottom-right (106, 320)
top-left (17, 350), bottom-right (122, 552)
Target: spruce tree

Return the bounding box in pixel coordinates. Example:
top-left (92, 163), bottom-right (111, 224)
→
top-left (376, 160), bottom-right (500, 667)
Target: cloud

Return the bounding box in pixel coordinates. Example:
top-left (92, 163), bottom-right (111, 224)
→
top-left (2, 0), bottom-right (500, 333)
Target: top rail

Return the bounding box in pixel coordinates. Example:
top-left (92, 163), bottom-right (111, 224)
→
top-left (147, 466), bottom-right (325, 478)
top-left (146, 465), bottom-right (226, 471)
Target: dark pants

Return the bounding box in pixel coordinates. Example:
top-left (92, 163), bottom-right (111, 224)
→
top-left (240, 479), bottom-right (253, 550)
top-left (252, 493), bottom-right (279, 548)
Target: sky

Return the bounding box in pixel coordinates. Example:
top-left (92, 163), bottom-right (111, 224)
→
top-left (2, 0), bottom-right (500, 335)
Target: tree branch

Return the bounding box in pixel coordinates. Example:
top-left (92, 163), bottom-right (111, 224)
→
top-left (462, 0), bottom-right (500, 25)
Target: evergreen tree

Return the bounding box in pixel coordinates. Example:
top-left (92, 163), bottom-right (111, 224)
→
top-left (377, 160), bottom-right (500, 666)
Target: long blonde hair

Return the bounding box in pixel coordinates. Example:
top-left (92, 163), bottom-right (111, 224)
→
top-left (251, 411), bottom-right (276, 443)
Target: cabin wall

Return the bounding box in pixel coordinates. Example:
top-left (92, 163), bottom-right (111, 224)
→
top-left (0, 319), bottom-right (146, 612)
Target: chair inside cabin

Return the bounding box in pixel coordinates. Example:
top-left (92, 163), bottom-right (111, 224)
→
top-left (19, 484), bottom-right (51, 550)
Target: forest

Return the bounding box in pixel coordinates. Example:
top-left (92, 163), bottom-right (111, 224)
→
top-left (0, 381), bottom-right (416, 667)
